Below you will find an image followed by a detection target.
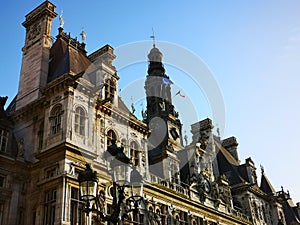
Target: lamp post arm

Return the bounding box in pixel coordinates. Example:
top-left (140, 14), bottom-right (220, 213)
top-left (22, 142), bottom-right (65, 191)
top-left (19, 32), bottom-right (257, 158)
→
top-left (103, 182), bottom-right (126, 225)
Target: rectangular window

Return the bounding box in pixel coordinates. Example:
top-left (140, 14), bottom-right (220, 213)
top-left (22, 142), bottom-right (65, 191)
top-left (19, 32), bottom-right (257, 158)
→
top-left (46, 168), bottom-right (56, 179)
top-left (0, 129), bottom-right (8, 153)
top-left (70, 187), bottom-right (84, 225)
top-left (0, 176), bottom-right (4, 187)
top-left (32, 211), bottom-right (36, 225)
top-left (38, 130), bottom-right (43, 150)
top-left (0, 204), bottom-right (3, 225)
top-left (43, 190), bottom-right (56, 225)
top-left (50, 116), bottom-right (61, 135)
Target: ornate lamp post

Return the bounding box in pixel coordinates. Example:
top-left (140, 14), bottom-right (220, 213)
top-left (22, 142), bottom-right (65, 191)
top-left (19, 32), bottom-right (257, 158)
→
top-left (78, 140), bottom-right (144, 225)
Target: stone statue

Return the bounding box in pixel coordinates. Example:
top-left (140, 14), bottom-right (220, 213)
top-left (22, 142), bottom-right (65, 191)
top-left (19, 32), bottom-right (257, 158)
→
top-left (67, 162), bottom-right (75, 175)
top-left (80, 29), bottom-right (86, 44)
top-left (211, 182), bottom-right (220, 200)
top-left (59, 11), bottom-right (64, 28)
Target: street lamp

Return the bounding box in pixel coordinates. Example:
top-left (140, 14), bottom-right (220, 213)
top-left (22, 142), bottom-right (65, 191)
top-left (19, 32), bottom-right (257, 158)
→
top-left (78, 140), bottom-right (144, 224)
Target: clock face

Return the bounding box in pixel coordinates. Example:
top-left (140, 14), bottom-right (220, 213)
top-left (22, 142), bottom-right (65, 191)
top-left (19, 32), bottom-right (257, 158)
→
top-left (170, 127), bottom-right (179, 140)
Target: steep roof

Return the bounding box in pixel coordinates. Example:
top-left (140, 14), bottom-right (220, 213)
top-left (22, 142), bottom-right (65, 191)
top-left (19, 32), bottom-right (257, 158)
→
top-left (48, 29), bottom-right (91, 82)
top-left (118, 97), bottom-right (131, 115)
top-left (215, 140), bottom-right (246, 185)
top-left (260, 170), bottom-right (276, 194)
top-left (280, 193), bottom-right (300, 224)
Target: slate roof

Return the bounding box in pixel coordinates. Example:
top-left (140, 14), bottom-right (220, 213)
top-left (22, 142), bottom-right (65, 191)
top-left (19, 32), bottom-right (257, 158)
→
top-left (260, 170), bottom-right (276, 194)
top-left (280, 194), bottom-right (300, 224)
top-left (118, 97), bottom-right (131, 115)
top-left (215, 140), bottom-right (246, 185)
top-left (48, 30), bottom-right (91, 82)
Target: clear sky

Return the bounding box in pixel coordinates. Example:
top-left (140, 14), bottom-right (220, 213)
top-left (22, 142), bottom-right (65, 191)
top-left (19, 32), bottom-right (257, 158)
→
top-left (1, 0), bottom-right (300, 202)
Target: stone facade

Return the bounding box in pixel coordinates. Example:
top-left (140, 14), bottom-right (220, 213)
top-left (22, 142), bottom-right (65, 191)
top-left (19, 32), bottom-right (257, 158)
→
top-left (0, 1), bottom-right (299, 225)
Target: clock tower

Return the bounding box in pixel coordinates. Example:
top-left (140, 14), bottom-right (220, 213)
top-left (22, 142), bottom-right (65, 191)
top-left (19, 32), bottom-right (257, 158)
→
top-left (16, 1), bottom-right (57, 110)
top-left (144, 44), bottom-right (184, 180)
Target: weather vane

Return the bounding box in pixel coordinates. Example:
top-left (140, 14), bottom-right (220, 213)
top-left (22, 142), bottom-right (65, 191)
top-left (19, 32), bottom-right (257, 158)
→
top-left (150, 28), bottom-right (156, 47)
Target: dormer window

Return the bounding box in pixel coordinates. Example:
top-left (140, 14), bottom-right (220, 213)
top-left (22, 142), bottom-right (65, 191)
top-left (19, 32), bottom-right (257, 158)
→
top-left (104, 79), bottom-right (115, 102)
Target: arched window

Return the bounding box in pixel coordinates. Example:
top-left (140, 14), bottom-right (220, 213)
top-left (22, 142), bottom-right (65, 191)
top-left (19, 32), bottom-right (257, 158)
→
top-left (107, 130), bottom-right (117, 146)
top-left (75, 107), bottom-right (85, 135)
top-left (130, 141), bottom-right (139, 166)
top-left (104, 79), bottom-right (115, 102)
top-left (50, 105), bottom-right (62, 135)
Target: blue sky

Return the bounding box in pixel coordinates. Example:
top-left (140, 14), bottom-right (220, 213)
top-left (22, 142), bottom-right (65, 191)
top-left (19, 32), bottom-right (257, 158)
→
top-left (1, 1), bottom-right (300, 201)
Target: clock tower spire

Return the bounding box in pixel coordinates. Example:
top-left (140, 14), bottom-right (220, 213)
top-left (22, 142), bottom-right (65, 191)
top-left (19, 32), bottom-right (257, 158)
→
top-left (145, 45), bottom-right (184, 180)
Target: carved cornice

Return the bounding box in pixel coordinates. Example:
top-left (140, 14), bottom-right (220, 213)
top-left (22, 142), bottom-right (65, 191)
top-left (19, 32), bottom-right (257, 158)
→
top-left (97, 104), bottom-right (148, 135)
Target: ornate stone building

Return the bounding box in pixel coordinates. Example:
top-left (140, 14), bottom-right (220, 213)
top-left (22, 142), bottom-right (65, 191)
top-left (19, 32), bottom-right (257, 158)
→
top-left (0, 1), bottom-right (299, 225)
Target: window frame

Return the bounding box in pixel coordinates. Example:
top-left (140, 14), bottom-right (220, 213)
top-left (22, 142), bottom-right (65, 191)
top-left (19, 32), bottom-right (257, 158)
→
top-left (70, 187), bottom-right (85, 225)
top-left (74, 107), bottom-right (86, 136)
top-left (50, 105), bottom-right (63, 136)
top-left (0, 129), bottom-right (9, 153)
top-left (130, 141), bottom-right (139, 166)
top-left (104, 79), bottom-right (116, 102)
top-left (107, 130), bottom-right (117, 146)
top-left (43, 189), bottom-right (57, 225)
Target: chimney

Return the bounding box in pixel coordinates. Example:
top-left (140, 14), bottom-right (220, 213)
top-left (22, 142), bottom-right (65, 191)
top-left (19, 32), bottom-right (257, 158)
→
top-left (16, 1), bottom-right (57, 110)
top-left (222, 136), bottom-right (239, 162)
top-left (191, 118), bottom-right (213, 149)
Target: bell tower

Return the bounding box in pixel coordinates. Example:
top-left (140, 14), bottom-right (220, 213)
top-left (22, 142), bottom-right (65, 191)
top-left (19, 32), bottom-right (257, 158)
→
top-left (144, 44), bottom-right (184, 180)
top-left (16, 1), bottom-right (57, 110)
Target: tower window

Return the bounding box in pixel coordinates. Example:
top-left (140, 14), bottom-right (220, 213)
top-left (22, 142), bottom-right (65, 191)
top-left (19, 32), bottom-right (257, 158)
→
top-left (43, 189), bottom-right (56, 225)
top-left (130, 141), bottom-right (139, 166)
top-left (0, 129), bottom-right (8, 153)
top-left (107, 130), bottom-right (117, 146)
top-left (104, 79), bottom-right (116, 102)
top-left (50, 105), bottom-right (63, 135)
top-left (75, 107), bottom-right (85, 136)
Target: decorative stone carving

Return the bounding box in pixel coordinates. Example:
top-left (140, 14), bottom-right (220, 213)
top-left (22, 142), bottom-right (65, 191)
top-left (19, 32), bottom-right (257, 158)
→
top-left (17, 139), bottom-right (25, 158)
